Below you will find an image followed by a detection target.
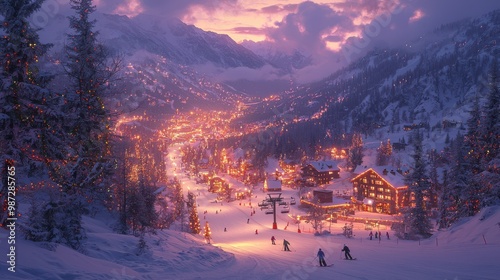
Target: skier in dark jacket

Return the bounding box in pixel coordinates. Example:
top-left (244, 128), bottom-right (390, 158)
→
top-left (341, 244), bottom-right (353, 260)
top-left (283, 239), bottom-right (291, 251)
top-left (317, 248), bottom-right (327, 266)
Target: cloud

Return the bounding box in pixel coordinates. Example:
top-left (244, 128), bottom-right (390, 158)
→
top-left (337, 0), bottom-right (500, 64)
top-left (197, 63), bottom-right (283, 82)
top-left (231, 26), bottom-right (265, 36)
top-left (409, 9), bottom-right (425, 23)
top-left (90, 0), bottom-right (500, 85)
top-left (95, 0), bottom-right (239, 18)
top-left (261, 4), bottom-right (298, 14)
top-left (265, 1), bottom-right (354, 54)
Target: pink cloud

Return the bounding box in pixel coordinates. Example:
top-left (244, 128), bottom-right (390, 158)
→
top-left (409, 9), bottom-right (425, 23)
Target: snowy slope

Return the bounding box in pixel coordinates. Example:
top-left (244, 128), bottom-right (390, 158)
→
top-left (1, 144), bottom-right (499, 280)
top-left (245, 9), bottom-right (500, 137)
top-left (37, 11), bottom-right (268, 111)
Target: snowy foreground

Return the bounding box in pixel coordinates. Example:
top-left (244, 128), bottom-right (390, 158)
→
top-left (1, 146), bottom-right (500, 280)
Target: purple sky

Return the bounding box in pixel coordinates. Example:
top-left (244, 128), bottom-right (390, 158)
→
top-left (81, 1), bottom-right (500, 82)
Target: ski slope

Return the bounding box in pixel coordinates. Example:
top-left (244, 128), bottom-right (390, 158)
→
top-left (0, 143), bottom-right (499, 280)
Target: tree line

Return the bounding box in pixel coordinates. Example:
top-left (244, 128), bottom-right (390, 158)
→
top-left (0, 0), bottom-right (192, 253)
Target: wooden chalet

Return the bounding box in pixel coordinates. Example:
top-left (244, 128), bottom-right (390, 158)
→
top-left (403, 123), bottom-right (426, 131)
top-left (209, 177), bottom-right (225, 193)
top-left (351, 166), bottom-right (409, 214)
top-left (301, 161), bottom-right (340, 185)
top-left (300, 189), bottom-right (350, 212)
top-left (392, 142), bottom-right (407, 151)
top-left (313, 189), bottom-right (333, 203)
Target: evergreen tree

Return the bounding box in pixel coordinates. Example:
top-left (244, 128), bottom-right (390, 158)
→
top-left (347, 132), bottom-right (364, 171)
top-left (376, 139), bottom-right (392, 166)
top-left (171, 178), bottom-right (185, 221)
top-left (428, 151), bottom-right (440, 210)
top-left (187, 192), bottom-right (201, 234)
top-left (156, 192), bottom-right (174, 230)
top-left (127, 177), bottom-right (158, 234)
top-left (478, 61), bottom-right (500, 207)
top-left (203, 222), bottom-right (212, 244)
top-left (137, 180), bottom-right (158, 232)
top-left (0, 0), bottom-right (58, 227)
top-left (403, 132), bottom-right (432, 239)
top-left (437, 169), bottom-right (452, 229)
top-left (465, 95), bottom-right (483, 175)
top-left (460, 96), bottom-right (486, 216)
top-left (135, 231), bottom-right (148, 256)
top-left (23, 191), bottom-right (86, 250)
top-left (49, 0), bottom-right (118, 196)
top-left (481, 60), bottom-right (500, 166)
top-left (447, 133), bottom-right (471, 222)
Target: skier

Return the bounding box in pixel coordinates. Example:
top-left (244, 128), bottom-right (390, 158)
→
top-left (341, 244), bottom-right (353, 260)
top-left (375, 231), bottom-right (378, 239)
top-left (369, 231), bottom-right (373, 240)
top-left (386, 232), bottom-right (390, 240)
top-left (317, 248), bottom-right (327, 267)
top-left (283, 239), bottom-right (291, 251)
top-left (255, 229), bottom-right (258, 234)
top-left (271, 236), bottom-right (276, 245)
top-left (247, 218), bottom-right (250, 224)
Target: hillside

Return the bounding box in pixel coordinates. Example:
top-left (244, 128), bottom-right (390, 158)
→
top-left (241, 9), bottom-right (500, 146)
top-left (1, 146), bottom-right (499, 279)
top-left (38, 12), bottom-right (273, 113)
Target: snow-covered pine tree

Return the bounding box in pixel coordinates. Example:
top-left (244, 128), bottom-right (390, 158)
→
top-left (22, 195), bottom-right (47, 243)
top-left (447, 133), bottom-right (472, 222)
top-left (437, 169), bottom-right (451, 229)
top-left (478, 61), bottom-right (500, 207)
top-left (48, 0), bottom-right (119, 197)
top-left (172, 178), bottom-right (185, 221)
top-left (428, 150), bottom-right (441, 213)
top-left (0, 0), bottom-right (58, 227)
top-left (156, 191), bottom-right (174, 230)
top-left (481, 60), bottom-right (500, 166)
top-left (460, 96), bottom-right (485, 216)
top-left (127, 177), bottom-right (158, 235)
top-left (376, 139), bottom-right (392, 166)
top-left (403, 131), bottom-right (432, 239)
top-left (347, 132), bottom-right (363, 172)
top-left (187, 192), bottom-right (201, 234)
top-left (465, 95), bottom-right (483, 175)
top-left (137, 178), bottom-right (158, 233)
top-left (22, 190), bottom-right (86, 250)
top-left (203, 222), bottom-right (212, 244)
top-left (110, 139), bottom-right (133, 234)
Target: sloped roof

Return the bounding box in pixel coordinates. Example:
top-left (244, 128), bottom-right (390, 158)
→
top-left (266, 179), bottom-right (282, 189)
top-left (307, 160), bottom-right (340, 172)
top-left (352, 165), bottom-right (407, 188)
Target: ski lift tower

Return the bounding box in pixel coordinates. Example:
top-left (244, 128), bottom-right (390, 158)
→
top-left (267, 193), bottom-right (282, 229)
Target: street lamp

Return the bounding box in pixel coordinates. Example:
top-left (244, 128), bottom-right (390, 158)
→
top-left (267, 193), bottom-right (282, 229)
top-left (329, 213), bottom-right (332, 233)
top-left (297, 215), bottom-right (301, 233)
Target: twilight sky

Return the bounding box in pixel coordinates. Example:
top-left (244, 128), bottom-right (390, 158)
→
top-left (95, 0), bottom-right (500, 46)
top-left (87, 1), bottom-right (500, 83)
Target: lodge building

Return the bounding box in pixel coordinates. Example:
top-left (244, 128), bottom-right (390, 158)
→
top-left (351, 166), bottom-right (409, 214)
top-left (301, 161), bottom-right (340, 185)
